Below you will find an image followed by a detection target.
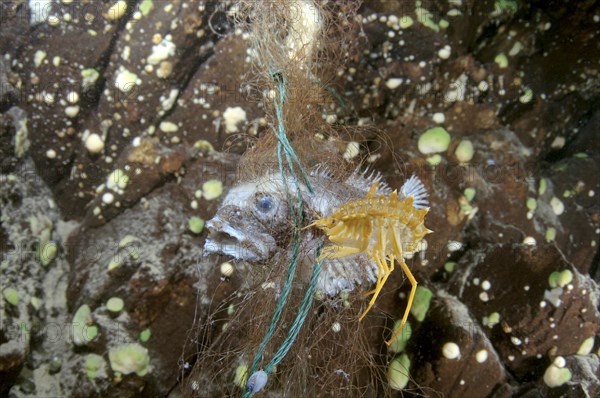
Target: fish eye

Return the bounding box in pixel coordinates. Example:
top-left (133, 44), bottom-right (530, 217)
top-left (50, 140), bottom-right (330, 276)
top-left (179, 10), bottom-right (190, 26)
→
top-left (255, 194), bottom-right (275, 213)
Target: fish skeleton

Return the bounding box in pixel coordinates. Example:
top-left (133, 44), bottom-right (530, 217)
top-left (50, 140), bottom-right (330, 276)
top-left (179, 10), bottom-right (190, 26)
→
top-left (203, 167), bottom-right (429, 297)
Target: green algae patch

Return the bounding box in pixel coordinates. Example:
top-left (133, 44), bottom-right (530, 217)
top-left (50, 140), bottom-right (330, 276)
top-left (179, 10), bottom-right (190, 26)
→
top-left (418, 127), bottom-right (451, 154)
top-left (410, 286), bottom-right (433, 322)
top-left (108, 343), bottom-right (150, 377)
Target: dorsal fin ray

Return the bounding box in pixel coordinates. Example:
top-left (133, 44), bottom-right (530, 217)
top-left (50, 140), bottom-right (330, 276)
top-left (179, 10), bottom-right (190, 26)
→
top-left (400, 175), bottom-right (429, 209)
top-left (310, 164), bottom-right (335, 180)
top-left (345, 167), bottom-right (392, 196)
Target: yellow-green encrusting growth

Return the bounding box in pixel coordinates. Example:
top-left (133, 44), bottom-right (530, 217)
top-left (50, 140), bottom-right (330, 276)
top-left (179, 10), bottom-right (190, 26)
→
top-left (202, 179), bottom-right (223, 200)
top-left (543, 357), bottom-right (572, 388)
top-left (388, 354), bottom-right (411, 390)
top-left (3, 287), bottom-right (19, 306)
top-left (235, 364), bottom-right (249, 388)
top-left (577, 336), bottom-right (594, 355)
top-left (84, 354), bottom-right (106, 380)
top-left (108, 343), bottom-right (150, 377)
top-left (455, 139), bottom-right (474, 162)
top-left (388, 320), bottom-right (412, 354)
top-left (444, 261), bottom-right (456, 273)
top-left (483, 312), bottom-right (501, 328)
top-left (494, 53), bottom-right (508, 68)
top-left (410, 286), bottom-right (433, 322)
top-left (418, 127), bottom-right (451, 154)
top-left (106, 297), bottom-right (124, 313)
top-left (548, 269), bottom-right (573, 288)
top-left (464, 188), bottom-right (476, 202)
top-left (139, 328), bottom-right (152, 343)
top-left (188, 216), bottom-right (205, 234)
top-left (72, 304), bottom-right (99, 346)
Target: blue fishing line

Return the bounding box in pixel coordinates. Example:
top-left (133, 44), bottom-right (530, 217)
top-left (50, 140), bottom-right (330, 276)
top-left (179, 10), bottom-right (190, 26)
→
top-left (243, 258), bottom-right (322, 398)
top-left (265, 251), bottom-right (322, 371)
top-left (243, 74), bottom-right (321, 397)
top-left (272, 73), bottom-right (314, 194)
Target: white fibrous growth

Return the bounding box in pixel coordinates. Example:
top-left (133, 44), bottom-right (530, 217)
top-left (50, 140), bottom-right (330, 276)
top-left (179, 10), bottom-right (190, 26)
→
top-left (285, 0), bottom-right (323, 64)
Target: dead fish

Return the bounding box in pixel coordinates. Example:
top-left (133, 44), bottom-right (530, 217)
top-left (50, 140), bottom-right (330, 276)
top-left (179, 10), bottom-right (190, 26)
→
top-left (204, 167), bottom-right (428, 296)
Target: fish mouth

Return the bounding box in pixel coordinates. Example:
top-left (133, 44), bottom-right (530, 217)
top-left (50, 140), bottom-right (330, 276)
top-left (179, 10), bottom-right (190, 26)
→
top-left (203, 214), bottom-right (276, 261)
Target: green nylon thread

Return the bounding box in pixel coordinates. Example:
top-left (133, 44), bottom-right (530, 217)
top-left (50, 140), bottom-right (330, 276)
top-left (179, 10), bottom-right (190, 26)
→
top-left (273, 72), bottom-right (313, 194)
top-left (243, 74), bottom-right (321, 397)
top-left (265, 252), bottom-right (322, 371)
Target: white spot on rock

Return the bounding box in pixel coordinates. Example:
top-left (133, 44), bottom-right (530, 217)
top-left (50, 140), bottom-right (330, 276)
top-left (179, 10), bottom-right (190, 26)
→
top-left (85, 133), bottom-right (104, 154)
top-left (34, 50), bottom-right (46, 67)
top-left (65, 105), bottom-right (80, 118)
top-left (438, 45), bottom-right (451, 59)
top-left (223, 106), bottom-right (247, 133)
top-left (523, 236), bottom-right (536, 246)
top-left (385, 78), bottom-right (403, 89)
top-left (475, 349), bottom-right (488, 363)
top-left (102, 192), bottom-right (114, 204)
top-left (159, 121), bottom-right (178, 133)
top-left (550, 197), bottom-right (565, 215)
top-left (147, 36), bottom-right (176, 65)
top-left (550, 136), bottom-right (566, 149)
top-left (432, 112), bottom-right (445, 124)
top-left (105, 0), bottom-right (128, 21)
top-left (114, 67), bottom-right (140, 93)
top-left (447, 240), bottom-right (463, 252)
top-left (442, 342), bottom-right (460, 359)
top-left (66, 91), bottom-right (80, 104)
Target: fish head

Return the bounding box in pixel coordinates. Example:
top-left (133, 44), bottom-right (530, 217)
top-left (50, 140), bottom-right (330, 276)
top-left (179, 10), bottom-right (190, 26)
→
top-left (204, 176), bottom-right (294, 261)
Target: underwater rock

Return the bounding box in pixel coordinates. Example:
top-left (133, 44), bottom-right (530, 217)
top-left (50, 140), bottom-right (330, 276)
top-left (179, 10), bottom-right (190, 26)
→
top-left (66, 151), bottom-right (237, 396)
top-left (447, 244), bottom-right (600, 383)
top-left (411, 290), bottom-right (509, 397)
top-left (0, 341), bottom-right (25, 395)
top-left (1, 0), bottom-right (599, 397)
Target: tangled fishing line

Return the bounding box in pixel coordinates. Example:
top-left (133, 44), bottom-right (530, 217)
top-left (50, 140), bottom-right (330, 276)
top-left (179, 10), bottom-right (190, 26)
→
top-left (178, 1), bottom-right (423, 397)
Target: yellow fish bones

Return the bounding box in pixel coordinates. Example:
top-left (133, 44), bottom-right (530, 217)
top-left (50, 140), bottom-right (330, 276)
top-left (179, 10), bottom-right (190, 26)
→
top-left (309, 175), bottom-right (432, 345)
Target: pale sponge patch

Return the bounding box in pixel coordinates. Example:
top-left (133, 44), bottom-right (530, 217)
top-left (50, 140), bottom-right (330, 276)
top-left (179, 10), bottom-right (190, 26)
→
top-left (223, 106), bottom-right (247, 133)
top-left (285, 0), bottom-right (323, 63)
